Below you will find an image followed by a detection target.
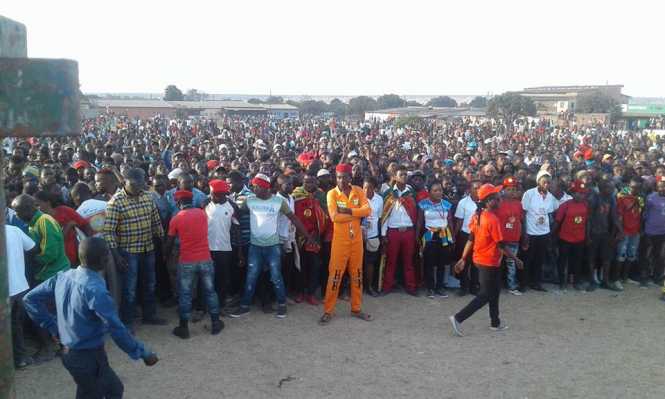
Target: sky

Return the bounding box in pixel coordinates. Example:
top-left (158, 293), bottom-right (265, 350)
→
top-left (4, 0), bottom-right (664, 97)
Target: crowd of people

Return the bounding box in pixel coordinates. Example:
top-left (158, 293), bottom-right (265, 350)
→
top-left (4, 112), bottom-right (665, 388)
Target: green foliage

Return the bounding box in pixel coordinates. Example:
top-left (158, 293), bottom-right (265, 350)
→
top-left (406, 100), bottom-right (422, 106)
top-left (299, 100), bottom-right (328, 115)
top-left (265, 96), bottom-right (284, 104)
top-left (247, 98), bottom-right (263, 104)
top-left (184, 89), bottom-right (208, 101)
top-left (349, 96), bottom-right (378, 116)
top-left (487, 93), bottom-right (536, 128)
top-left (377, 93), bottom-right (407, 109)
top-left (576, 90), bottom-right (617, 113)
top-left (426, 96), bottom-right (457, 107)
top-left (394, 116), bottom-right (422, 128)
top-left (469, 96), bottom-right (488, 108)
top-left (163, 85), bottom-right (184, 101)
top-left (329, 98), bottom-right (349, 116)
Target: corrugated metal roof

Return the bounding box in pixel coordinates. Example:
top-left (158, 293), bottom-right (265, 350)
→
top-left (261, 104), bottom-right (299, 110)
top-left (92, 99), bottom-right (175, 108)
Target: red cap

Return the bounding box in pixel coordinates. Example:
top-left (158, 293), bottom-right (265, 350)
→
top-left (477, 184), bottom-right (503, 201)
top-left (206, 160), bottom-right (220, 170)
top-left (73, 160), bottom-right (91, 170)
top-left (174, 190), bottom-right (194, 202)
top-left (502, 176), bottom-right (518, 188)
top-left (335, 163), bottom-right (352, 175)
top-left (570, 179), bottom-right (589, 193)
top-left (297, 152), bottom-right (316, 167)
top-left (656, 175), bottom-right (665, 184)
top-left (251, 173), bottom-right (272, 189)
top-left (209, 179), bottom-right (230, 194)
top-left (583, 149), bottom-right (594, 161)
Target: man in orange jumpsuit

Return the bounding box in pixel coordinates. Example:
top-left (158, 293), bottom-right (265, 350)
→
top-left (319, 164), bottom-right (373, 325)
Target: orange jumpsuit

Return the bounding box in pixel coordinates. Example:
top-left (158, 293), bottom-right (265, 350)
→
top-left (323, 185), bottom-right (371, 314)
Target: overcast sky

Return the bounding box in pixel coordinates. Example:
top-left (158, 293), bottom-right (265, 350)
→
top-left (4, 0), bottom-right (663, 97)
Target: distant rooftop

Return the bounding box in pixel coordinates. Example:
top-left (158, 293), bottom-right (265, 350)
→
top-left (92, 99), bottom-right (174, 108)
top-left (522, 85), bottom-right (624, 93)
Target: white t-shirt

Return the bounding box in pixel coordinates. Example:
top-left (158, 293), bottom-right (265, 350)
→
top-left (276, 193), bottom-right (296, 243)
top-left (206, 201), bottom-right (234, 252)
top-left (5, 225), bottom-right (35, 296)
top-left (364, 193), bottom-right (384, 239)
top-left (522, 187), bottom-right (559, 236)
top-left (244, 195), bottom-right (291, 247)
top-left (455, 195), bottom-right (477, 234)
top-left (76, 199), bottom-right (107, 240)
top-left (557, 192), bottom-right (573, 207)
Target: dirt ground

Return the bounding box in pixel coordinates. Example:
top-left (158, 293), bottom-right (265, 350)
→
top-left (15, 283), bottom-right (665, 399)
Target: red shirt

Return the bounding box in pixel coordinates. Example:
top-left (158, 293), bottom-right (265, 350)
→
top-left (469, 210), bottom-right (504, 267)
top-left (168, 208), bottom-right (211, 263)
top-left (495, 199), bottom-right (523, 243)
top-left (616, 194), bottom-right (642, 235)
top-left (53, 205), bottom-right (89, 265)
top-left (555, 200), bottom-right (588, 244)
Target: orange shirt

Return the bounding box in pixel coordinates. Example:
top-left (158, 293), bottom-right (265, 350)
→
top-left (468, 210), bottom-right (504, 267)
top-left (327, 185), bottom-right (371, 243)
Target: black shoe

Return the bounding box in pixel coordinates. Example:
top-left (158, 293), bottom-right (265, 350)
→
top-left (15, 356), bottom-right (33, 369)
top-left (211, 319), bottom-right (224, 335)
top-left (230, 306), bottom-right (250, 318)
top-left (530, 285), bottom-right (548, 292)
top-left (457, 289), bottom-right (468, 297)
top-left (32, 348), bottom-right (55, 365)
top-left (426, 289), bottom-right (436, 299)
top-left (143, 317), bottom-right (168, 325)
top-left (366, 288), bottom-right (379, 297)
top-left (378, 289), bottom-right (392, 297)
top-left (435, 288), bottom-right (449, 298)
top-left (172, 325), bottom-right (190, 339)
top-left (276, 304), bottom-right (287, 319)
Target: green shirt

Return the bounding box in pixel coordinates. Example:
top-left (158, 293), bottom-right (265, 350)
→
top-left (28, 210), bottom-right (70, 281)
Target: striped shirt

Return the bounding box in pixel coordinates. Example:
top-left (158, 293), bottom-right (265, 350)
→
top-left (104, 189), bottom-right (164, 254)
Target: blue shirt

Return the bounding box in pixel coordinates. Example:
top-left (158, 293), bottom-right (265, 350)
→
top-left (23, 267), bottom-right (151, 360)
top-left (6, 208), bottom-right (29, 234)
top-left (165, 187), bottom-right (207, 215)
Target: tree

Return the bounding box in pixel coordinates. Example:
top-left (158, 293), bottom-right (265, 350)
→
top-left (487, 92), bottom-right (537, 130)
top-left (377, 93), bottom-right (407, 109)
top-left (299, 100), bottom-right (328, 116)
top-left (469, 96), bottom-right (488, 108)
top-left (348, 96), bottom-right (378, 116)
top-left (426, 96), bottom-right (457, 107)
top-left (265, 96), bottom-right (284, 104)
top-left (184, 88), bottom-right (208, 101)
top-left (163, 85), bottom-right (184, 101)
top-left (328, 98), bottom-right (349, 116)
top-left (248, 98), bottom-right (263, 104)
top-left (406, 100), bottom-right (422, 106)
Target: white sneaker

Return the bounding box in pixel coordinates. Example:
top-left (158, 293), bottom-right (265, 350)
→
top-left (509, 289), bottom-right (523, 296)
top-left (626, 278), bottom-right (640, 285)
top-left (449, 315), bottom-right (464, 337)
top-left (490, 325), bottom-right (509, 332)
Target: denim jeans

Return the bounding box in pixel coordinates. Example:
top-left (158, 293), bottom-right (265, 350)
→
top-left (178, 261), bottom-right (220, 320)
top-left (119, 250), bottom-right (156, 325)
top-left (503, 242), bottom-right (520, 290)
top-left (61, 347), bottom-right (123, 399)
top-left (616, 234), bottom-right (640, 262)
top-left (240, 244), bottom-right (286, 307)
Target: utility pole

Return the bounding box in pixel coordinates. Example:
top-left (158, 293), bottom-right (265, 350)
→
top-left (0, 15), bottom-right (80, 399)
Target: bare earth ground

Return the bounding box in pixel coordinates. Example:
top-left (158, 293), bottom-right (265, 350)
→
top-left (15, 284), bottom-right (665, 399)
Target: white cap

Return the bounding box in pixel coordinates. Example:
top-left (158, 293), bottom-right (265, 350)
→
top-left (536, 170), bottom-right (551, 182)
top-left (316, 169), bottom-right (331, 177)
top-left (168, 168), bottom-right (184, 180)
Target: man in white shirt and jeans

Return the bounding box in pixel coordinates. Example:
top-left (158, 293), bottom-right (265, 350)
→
top-left (521, 170), bottom-right (559, 292)
top-left (6, 223), bottom-right (38, 368)
top-left (206, 179), bottom-right (237, 308)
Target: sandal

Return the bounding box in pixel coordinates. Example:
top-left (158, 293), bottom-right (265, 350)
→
top-left (318, 313), bottom-right (333, 326)
top-left (351, 311), bottom-right (373, 322)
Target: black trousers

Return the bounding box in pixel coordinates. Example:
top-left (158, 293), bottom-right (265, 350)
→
top-left (524, 234), bottom-right (549, 287)
top-left (455, 232), bottom-right (478, 291)
top-left (557, 240), bottom-right (585, 285)
top-left (211, 250), bottom-right (233, 307)
top-left (230, 245), bottom-right (248, 297)
top-left (301, 251), bottom-right (321, 295)
top-left (455, 266), bottom-right (501, 328)
top-left (423, 242), bottom-right (453, 290)
top-left (643, 234), bottom-right (665, 283)
top-left (10, 293), bottom-right (27, 363)
top-left (61, 347), bottom-right (123, 399)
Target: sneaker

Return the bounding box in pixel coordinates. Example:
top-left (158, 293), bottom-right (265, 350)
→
top-left (626, 278), bottom-right (640, 285)
top-left (229, 306), bottom-right (250, 318)
top-left (613, 281), bottom-right (624, 291)
top-left (211, 319), bottom-right (224, 335)
top-left (276, 304), bottom-right (287, 319)
top-left (172, 325), bottom-right (190, 339)
top-left (31, 348), bottom-right (56, 364)
top-left (509, 289), bottom-right (523, 296)
top-left (435, 288), bottom-right (449, 298)
top-left (15, 356), bottom-right (33, 370)
top-left (426, 289), bottom-right (436, 299)
top-left (490, 324), bottom-right (509, 332)
top-left (449, 315), bottom-right (464, 337)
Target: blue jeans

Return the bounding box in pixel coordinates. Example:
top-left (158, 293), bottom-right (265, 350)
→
top-left (119, 250), bottom-right (156, 325)
top-left (178, 261), bottom-right (220, 320)
top-left (240, 244), bottom-right (286, 307)
top-left (503, 242), bottom-right (520, 290)
top-left (616, 234), bottom-right (640, 262)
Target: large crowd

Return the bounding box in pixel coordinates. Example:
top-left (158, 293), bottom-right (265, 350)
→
top-left (4, 112), bottom-right (665, 395)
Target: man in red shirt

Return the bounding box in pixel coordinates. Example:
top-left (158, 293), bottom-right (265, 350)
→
top-left (616, 177), bottom-right (643, 285)
top-left (495, 177), bottom-right (524, 295)
top-left (164, 190), bottom-right (223, 339)
top-left (553, 180), bottom-right (589, 290)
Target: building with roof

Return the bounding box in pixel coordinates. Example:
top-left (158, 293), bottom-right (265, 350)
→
top-left (87, 99), bottom-right (298, 119)
top-left (364, 106), bottom-right (486, 122)
top-left (516, 85), bottom-right (629, 115)
top-left (620, 104), bottom-right (665, 129)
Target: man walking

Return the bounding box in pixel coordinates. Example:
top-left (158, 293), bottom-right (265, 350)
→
top-left (24, 237), bottom-right (159, 398)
